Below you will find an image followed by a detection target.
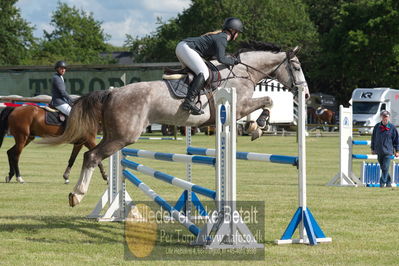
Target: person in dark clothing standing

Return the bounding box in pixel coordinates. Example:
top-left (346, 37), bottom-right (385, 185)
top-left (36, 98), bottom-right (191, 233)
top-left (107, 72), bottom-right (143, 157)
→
top-left (50, 61), bottom-right (72, 116)
top-left (175, 17), bottom-right (243, 115)
top-left (371, 110), bottom-right (399, 187)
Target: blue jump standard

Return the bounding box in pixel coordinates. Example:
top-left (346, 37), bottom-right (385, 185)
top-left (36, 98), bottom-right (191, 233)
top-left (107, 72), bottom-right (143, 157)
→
top-left (174, 190), bottom-right (208, 217)
top-left (279, 207), bottom-right (327, 246)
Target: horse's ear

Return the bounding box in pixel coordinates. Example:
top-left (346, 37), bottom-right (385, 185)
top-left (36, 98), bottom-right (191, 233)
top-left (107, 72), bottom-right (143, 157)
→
top-left (291, 46), bottom-right (301, 57)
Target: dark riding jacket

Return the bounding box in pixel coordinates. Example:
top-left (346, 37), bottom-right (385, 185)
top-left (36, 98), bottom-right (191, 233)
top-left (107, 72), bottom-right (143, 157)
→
top-left (184, 32), bottom-right (236, 66)
top-left (50, 73), bottom-right (72, 107)
top-left (371, 122), bottom-right (399, 156)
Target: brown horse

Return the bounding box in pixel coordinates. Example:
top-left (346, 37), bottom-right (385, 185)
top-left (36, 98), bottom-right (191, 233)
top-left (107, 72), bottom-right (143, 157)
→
top-left (309, 107), bottom-right (336, 131)
top-left (0, 104), bottom-right (107, 184)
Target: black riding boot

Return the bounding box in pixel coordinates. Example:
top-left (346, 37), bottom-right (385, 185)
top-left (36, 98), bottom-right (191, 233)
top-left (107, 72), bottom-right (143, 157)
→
top-left (182, 73), bottom-right (205, 115)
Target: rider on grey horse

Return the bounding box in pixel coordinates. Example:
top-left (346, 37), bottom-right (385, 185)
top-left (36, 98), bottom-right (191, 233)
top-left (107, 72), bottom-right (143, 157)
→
top-left (175, 17), bottom-right (243, 115)
top-left (50, 61), bottom-right (73, 116)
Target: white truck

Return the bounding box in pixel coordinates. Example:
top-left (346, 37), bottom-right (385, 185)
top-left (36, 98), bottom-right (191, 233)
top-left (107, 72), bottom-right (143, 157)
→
top-left (237, 79), bottom-right (296, 135)
top-left (351, 87), bottom-right (399, 134)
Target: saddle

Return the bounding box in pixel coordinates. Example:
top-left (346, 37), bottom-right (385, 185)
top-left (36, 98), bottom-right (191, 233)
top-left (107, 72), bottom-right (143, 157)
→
top-left (163, 61), bottom-right (221, 99)
top-left (315, 107), bottom-right (327, 116)
top-left (42, 106), bottom-right (67, 126)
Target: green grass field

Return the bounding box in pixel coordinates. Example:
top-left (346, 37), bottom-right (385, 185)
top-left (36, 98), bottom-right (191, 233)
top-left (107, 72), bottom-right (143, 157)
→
top-left (1, 133), bottom-right (399, 265)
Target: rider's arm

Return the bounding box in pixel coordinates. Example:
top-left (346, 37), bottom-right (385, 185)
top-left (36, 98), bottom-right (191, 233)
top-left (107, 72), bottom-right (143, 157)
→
top-left (54, 75), bottom-right (73, 104)
top-left (214, 35), bottom-right (236, 66)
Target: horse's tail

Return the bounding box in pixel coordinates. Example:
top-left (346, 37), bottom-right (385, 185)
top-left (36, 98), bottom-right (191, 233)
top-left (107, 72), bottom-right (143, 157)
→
top-left (331, 111), bottom-right (336, 124)
top-left (0, 107), bottom-right (14, 148)
top-left (40, 90), bottom-right (111, 145)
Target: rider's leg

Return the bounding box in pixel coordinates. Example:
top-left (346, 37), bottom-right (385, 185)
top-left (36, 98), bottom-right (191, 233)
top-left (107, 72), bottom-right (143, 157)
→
top-left (182, 73), bottom-right (205, 115)
top-left (176, 41), bottom-right (209, 115)
top-left (55, 103), bottom-right (71, 116)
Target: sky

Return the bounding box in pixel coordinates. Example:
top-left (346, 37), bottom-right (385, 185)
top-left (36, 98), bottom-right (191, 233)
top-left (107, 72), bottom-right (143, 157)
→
top-left (16, 0), bottom-right (191, 47)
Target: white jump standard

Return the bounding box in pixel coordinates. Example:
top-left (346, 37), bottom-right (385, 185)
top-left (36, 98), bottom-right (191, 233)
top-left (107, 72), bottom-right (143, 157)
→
top-left (328, 105), bottom-right (364, 186)
top-left (328, 105), bottom-right (399, 187)
top-left (275, 84), bottom-right (332, 245)
top-left (192, 87), bottom-right (264, 249)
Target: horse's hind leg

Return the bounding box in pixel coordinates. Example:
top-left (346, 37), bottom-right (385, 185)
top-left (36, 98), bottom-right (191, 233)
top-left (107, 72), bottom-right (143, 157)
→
top-left (69, 139), bottom-right (132, 207)
top-left (6, 145), bottom-right (16, 182)
top-left (6, 135), bottom-right (32, 183)
top-left (63, 143), bottom-right (83, 184)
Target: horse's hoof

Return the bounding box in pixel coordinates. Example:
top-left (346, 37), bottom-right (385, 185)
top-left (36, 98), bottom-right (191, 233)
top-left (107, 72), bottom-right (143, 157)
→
top-left (16, 176), bottom-right (25, 184)
top-left (251, 128), bottom-right (263, 141)
top-left (102, 175), bottom-right (108, 182)
top-left (69, 193), bottom-right (79, 207)
top-left (5, 176), bottom-right (10, 183)
top-left (63, 167), bottom-right (71, 180)
top-left (64, 179), bottom-right (70, 184)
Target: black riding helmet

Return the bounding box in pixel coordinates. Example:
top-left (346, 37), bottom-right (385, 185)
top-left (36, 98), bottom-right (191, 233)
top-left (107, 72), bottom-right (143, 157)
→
top-left (222, 17), bottom-right (244, 33)
top-left (54, 60), bottom-right (67, 69)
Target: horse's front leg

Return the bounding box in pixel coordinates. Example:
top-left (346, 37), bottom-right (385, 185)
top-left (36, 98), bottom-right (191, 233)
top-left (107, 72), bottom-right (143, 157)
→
top-left (237, 96), bottom-right (273, 141)
top-left (237, 96), bottom-right (273, 119)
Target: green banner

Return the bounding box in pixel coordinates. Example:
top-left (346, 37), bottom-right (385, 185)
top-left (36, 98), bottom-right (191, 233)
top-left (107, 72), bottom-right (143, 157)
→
top-left (0, 64), bottom-right (178, 97)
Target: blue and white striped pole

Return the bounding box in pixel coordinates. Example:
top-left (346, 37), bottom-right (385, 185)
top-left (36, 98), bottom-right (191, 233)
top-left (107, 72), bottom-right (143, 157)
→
top-left (187, 146), bottom-right (298, 166)
top-left (352, 154), bottom-right (398, 160)
top-left (352, 140), bottom-right (371, 146)
top-left (123, 169), bottom-right (201, 236)
top-left (121, 159), bottom-right (216, 199)
top-left (122, 148), bottom-right (215, 166)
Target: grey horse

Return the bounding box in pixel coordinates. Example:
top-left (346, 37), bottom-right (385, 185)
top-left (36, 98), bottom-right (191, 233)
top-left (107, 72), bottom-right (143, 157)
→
top-left (42, 45), bottom-right (309, 207)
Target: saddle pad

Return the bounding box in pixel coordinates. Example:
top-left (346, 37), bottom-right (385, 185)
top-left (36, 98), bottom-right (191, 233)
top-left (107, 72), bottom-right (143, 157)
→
top-left (45, 110), bottom-right (66, 126)
top-left (164, 61), bottom-right (220, 99)
top-left (164, 76), bottom-right (191, 99)
top-left (162, 74), bottom-right (187, 80)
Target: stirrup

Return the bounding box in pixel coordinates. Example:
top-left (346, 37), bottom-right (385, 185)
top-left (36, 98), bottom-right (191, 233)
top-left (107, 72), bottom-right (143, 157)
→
top-left (183, 101), bottom-right (204, 115)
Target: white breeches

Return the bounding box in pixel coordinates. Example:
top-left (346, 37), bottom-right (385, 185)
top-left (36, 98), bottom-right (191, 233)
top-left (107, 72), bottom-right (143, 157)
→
top-left (175, 41), bottom-right (210, 81)
top-left (55, 103), bottom-right (71, 116)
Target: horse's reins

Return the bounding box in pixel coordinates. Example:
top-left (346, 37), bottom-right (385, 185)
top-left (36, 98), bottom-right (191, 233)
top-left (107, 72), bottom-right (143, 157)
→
top-left (202, 51), bottom-right (305, 125)
top-left (239, 51), bottom-right (306, 91)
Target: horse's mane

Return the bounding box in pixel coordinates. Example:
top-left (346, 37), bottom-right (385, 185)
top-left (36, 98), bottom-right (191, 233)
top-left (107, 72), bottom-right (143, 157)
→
top-left (237, 41), bottom-right (281, 55)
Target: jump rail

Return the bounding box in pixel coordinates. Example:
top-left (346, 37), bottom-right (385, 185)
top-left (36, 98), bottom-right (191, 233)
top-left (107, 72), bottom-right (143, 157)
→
top-left (123, 169), bottom-right (201, 236)
top-left (121, 158), bottom-right (216, 199)
top-left (122, 148), bottom-right (215, 166)
top-left (187, 146), bottom-right (298, 166)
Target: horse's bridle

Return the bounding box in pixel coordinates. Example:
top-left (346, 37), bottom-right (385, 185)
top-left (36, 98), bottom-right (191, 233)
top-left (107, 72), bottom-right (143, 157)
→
top-left (238, 51), bottom-right (307, 92)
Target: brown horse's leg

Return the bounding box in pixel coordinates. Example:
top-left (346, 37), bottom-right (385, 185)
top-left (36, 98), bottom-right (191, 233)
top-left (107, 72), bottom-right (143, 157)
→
top-left (6, 145), bottom-right (17, 182)
top-left (6, 135), bottom-right (32, 183)
top-left (62, 143), bottom-right (83, 184)
top-left (84, 139), bottom-right (108, 181)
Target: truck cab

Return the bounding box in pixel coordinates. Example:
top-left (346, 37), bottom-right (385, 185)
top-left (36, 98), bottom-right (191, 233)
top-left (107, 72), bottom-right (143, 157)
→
top-left (351, 88), bottom-right (399, 134)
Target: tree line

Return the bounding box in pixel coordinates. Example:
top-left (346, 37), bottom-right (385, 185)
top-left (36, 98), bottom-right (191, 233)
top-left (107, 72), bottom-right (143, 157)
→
top-left (1, 0), bottom-right (398, 103)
